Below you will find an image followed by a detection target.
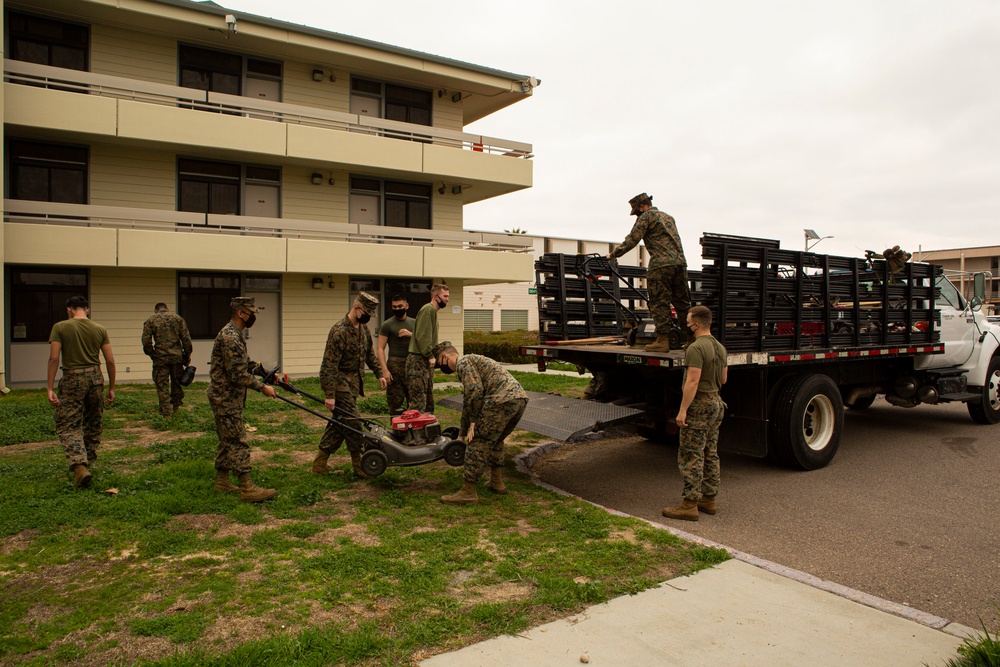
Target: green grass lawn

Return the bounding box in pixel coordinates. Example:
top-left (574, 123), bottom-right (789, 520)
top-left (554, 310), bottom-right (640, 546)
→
top-left (0, 373), bottom-right (728, 666)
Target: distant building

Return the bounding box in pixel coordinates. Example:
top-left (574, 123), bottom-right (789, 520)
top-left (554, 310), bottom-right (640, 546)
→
top-left (463, 234), bottom-right (647, 331)
top-left (2, 0), bottom-right (540, 388)
top-left (918, 246), bottom-right (999, 313)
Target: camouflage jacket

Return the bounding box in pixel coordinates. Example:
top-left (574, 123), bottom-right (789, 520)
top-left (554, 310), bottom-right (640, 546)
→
top-left (320, 315), bottom-right (382, 398)
top-left (141, 311), bottom-right (193, 365)
top-left (207, 321), bottom-right (263, 414)
top-left (455, 354), bottom-right (528, 437)
top-left (610, 207), bottom-right (686, 270)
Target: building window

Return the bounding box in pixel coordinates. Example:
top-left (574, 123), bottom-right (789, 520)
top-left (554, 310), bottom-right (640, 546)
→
top-left (384, 280), bottom-right (433, 320)
top-left (8, 11), bottom-right (89, 71)
top-left (178, 272), bottom-right (241, 339)
top-left (351, 77), bottom-right (432, 127)
top-left (350, 177), bottom-right (431, 229)
top-left (8, 267), bottom-right (89, 342)
top-left (464, 310), bottom-right (494, 332)
top-left (500, 310), bottom-right (529, 331)
top-left (177, 159), bottom-right (280, 215)
top-left (7, 140), bottom-right (88, 204)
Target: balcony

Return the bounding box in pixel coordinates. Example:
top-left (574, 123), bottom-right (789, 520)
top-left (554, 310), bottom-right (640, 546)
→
top-left (3, 200), bottom-right (535, 283)
top-left (3, 60), bottom-right (533, 203)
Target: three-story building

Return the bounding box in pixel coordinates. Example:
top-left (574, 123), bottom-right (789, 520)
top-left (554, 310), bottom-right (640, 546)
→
top-left (1, 0), bottom-right (538, 387)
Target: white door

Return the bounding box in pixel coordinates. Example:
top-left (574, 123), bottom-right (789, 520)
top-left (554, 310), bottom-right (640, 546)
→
top-left (246, 77), bottom-right (280, 102)
top-left (350, 194), bottom-right (380, 227)
top-left (243, 291), bottom-right (281, 370)
top-left (922, 276), bottom-right (976, 369)
top-left (245, 184), bottom-right (279, 219)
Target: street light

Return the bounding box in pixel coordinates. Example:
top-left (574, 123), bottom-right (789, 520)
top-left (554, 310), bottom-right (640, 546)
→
top-left (804, 228), bottom-right (833, 252)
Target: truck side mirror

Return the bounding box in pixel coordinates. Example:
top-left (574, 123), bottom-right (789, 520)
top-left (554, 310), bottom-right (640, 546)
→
top-left (973, 273), bottom-right (987, 301)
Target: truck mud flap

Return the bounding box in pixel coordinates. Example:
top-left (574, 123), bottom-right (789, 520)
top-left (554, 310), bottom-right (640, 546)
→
top-left (437, 391), bottom-right (644, 442)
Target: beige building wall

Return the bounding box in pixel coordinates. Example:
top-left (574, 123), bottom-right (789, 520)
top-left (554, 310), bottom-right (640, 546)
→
top-left (90, 24), bottom-right (176, 84)
top-left (465, 282), bottom-right (539, 330)
top-left (281, 273), bottom-right (349, 377)
top-left (90, 144), bottom-right (177, 209)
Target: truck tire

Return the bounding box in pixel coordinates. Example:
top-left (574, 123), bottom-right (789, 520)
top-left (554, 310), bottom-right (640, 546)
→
top-left (769, 374), bottom-right (844, 470)
top-left (968, 355), bottom-right (1000, 425)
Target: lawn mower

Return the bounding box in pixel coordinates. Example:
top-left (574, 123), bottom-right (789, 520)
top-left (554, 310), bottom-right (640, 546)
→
top-left (256, 366), bottom-right (466, 477)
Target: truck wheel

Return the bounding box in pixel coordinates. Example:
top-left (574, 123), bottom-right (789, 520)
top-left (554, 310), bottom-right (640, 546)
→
top-left (968, 356), bottom-right (1000, 425)
top-left (360, 450), bottom-right (388, 477)
top-left (770, 374), bottom-right (843, 470)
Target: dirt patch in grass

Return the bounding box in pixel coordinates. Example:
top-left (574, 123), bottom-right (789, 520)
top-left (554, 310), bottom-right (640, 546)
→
top-left (119, 426), bottom-right (199, 449)
top-left (308, 523), bottom-right (380, 547)
top-left (0, 528), bottom-right (39, 556)
top-left (166, 513), bottom-right (297, 541)
top-left (467, 581), bottom-right (536, 605)
top-left (60, 626), bottom-right (176, 667)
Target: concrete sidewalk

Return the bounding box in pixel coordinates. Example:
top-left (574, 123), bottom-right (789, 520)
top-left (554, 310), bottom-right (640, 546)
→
top-left (421, 558), bottom-right (970, 666)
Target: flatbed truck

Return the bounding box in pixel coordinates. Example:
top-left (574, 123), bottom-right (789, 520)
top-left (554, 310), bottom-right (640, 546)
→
top-left (522, 233), bottom-right (999, 469)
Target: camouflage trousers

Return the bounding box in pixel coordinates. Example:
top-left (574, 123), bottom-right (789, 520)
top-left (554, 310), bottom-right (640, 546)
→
top-left (319, 388), bottom-right (364, 455)
top-left (385, 356), bottom-right (410, 415)
top-left (405, 353), bottom-right (434, 414)
top-left (152, 362), bottom-right (185, 417)
top-left (648, 265), bottom-right (691, 334)
top-left (213, 411), bottom-right (251, 475)
top-left (463, 398), bottom-right (528, 484)
top-left (54, 366), bottom-right (104, 470)
top-left (678, 395), bottom-right (725, 501)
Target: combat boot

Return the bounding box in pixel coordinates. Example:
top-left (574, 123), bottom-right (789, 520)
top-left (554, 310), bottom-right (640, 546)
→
top-left (312, 450), bottom-right (331, 475)
top-left (698, 495), bottom-right (718, 515)
top-left (213, 470), bottom-right (239, 493)
top-left (441, 481), bottom-right (479, 505)
top-left (72, 464), bottom-right (92, 489)
top-left (237, 473), bottom-right (276, 503)
top-left (662, 498), bottom-right (699, 521)
top-left (486, 467), bottom-right (509, 495)
top-left (644, 334), bottom-right (672, 353)
top-left (349, 451), bottom-right (370, 479)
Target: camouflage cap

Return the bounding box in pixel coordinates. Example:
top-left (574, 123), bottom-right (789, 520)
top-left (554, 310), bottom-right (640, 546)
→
top-left (628, 192), bottom-right (653, 216)
top-left (355, 291), bottom-right (379, 316)
top-left (231, 296), bottom-right (257, 312)
top-left (432, 341), bottom-right (453, 358)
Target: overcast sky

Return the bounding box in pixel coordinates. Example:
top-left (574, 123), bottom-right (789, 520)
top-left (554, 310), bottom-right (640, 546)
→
top-left (222, 0), bottom-right (1000, 264)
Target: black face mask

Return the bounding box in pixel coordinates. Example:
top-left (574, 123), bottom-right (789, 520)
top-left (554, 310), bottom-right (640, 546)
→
top-left (357, 312), bottom-right (371, 324)
top-left (435, 297), bottom-right (446, 308)
top-left (244, 312), bottom-right (256, 328)
top-left (393, 309), bottom-right (407, 319)
top-left (439, 360), bottom-right (455, 375)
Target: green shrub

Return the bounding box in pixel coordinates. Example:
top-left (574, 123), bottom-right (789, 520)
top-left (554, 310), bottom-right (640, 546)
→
top-left (463, 329), bottom-right (539, 363)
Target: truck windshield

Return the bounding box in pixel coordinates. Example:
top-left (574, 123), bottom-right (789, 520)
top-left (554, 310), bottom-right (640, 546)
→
top-left (937, 276), bottom-right (965, 310)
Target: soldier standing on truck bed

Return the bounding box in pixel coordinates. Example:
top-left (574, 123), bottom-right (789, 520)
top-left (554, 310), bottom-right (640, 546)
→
top-left (607, 192), bottom-right (690, 352)
top-left (662, 305), bottom-right (728, 521)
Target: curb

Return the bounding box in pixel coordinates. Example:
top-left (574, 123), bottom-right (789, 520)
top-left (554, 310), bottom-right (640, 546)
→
top-left (513, 441), bottom-right (977, 640)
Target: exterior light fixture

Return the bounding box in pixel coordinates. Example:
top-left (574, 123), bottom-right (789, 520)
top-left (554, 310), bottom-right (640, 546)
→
top-left (311, 173), bottom-right (323, 185)
top-left (451, 92), bottom-right (462, 103)
top-left (312, 277), bottom-right (323, 289)
top-left (452, 185), bottom-right (463, 195)
top-left (312, 69), bottom-right (324, 82)
top-left (437, 184), bottom-right (446, 195)
top-left (804, 228), bottom-right (833, 252)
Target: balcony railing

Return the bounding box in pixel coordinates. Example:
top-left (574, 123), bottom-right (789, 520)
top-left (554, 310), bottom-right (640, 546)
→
top-left (4, 59), bottom-right (533, 159)
top-left (3, 200), bottom-right (535, 253)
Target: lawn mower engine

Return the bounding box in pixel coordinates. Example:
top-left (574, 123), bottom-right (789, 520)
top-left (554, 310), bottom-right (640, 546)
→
top-left (391, 410), bottom-right (443, 446)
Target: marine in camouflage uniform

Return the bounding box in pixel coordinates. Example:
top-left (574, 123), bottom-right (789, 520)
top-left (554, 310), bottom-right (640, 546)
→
top-left (141, 303), bottom-right (193, 417)
top-left (406, 284), bottom-right (449, 413)
top-left (663, 306), bottom-right (728, 522)
top-left (207, 296), bottom-right (277, 502)
top-left (314, 292), bottom-right (385, 476)
top-left (46, 295), bottom-right (117, 488)
top-left (609, 192), bottom-right (690, 352)
top-left (435, 342), bottom-right (528, 505)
